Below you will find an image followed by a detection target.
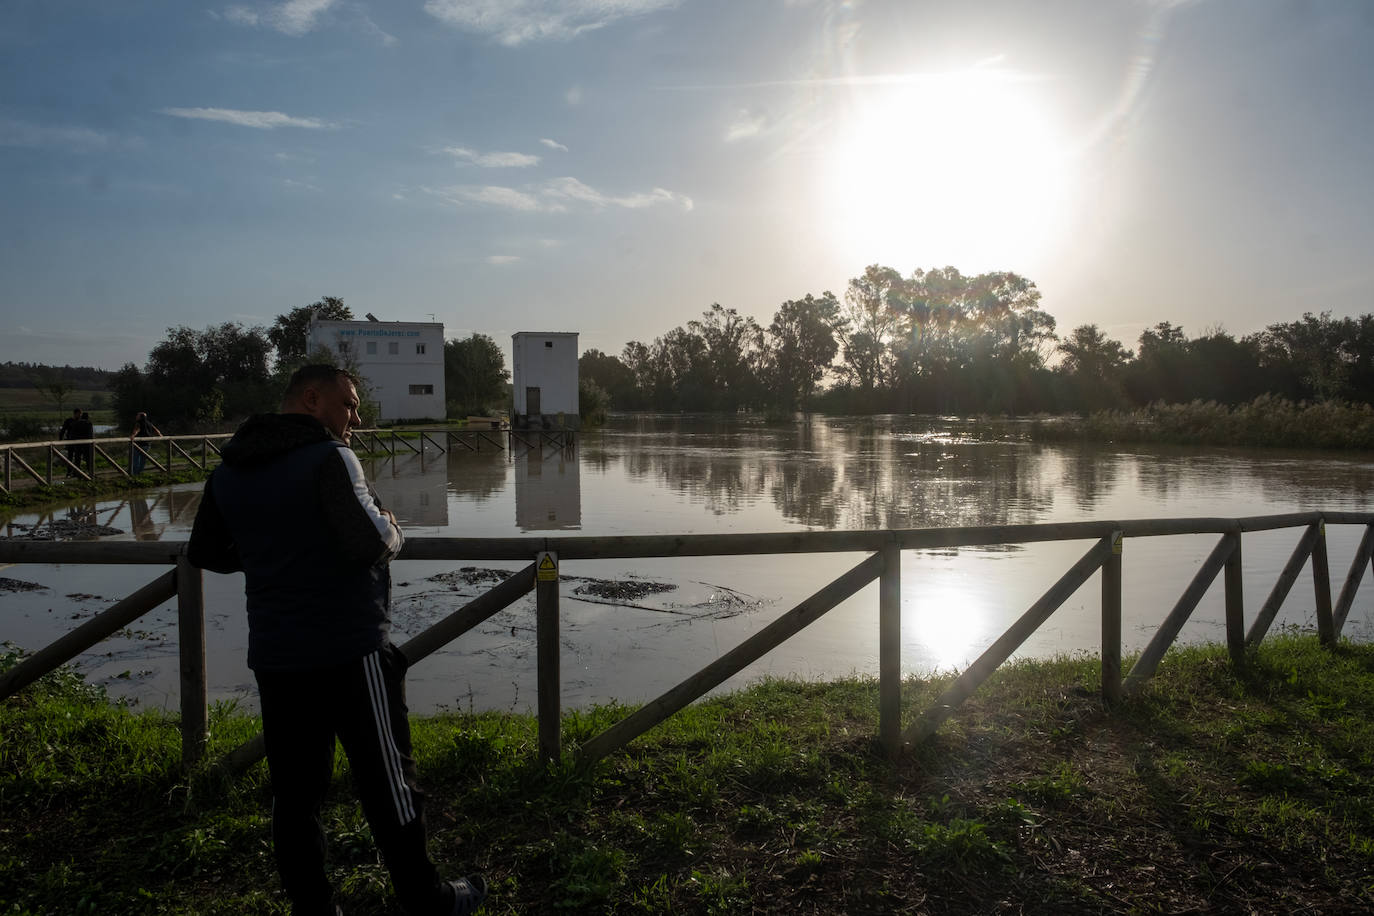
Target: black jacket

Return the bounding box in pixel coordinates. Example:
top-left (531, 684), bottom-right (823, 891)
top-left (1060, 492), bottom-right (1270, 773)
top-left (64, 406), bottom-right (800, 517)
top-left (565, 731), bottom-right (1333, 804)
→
top-left (187, 413), bottom-right (404, 671)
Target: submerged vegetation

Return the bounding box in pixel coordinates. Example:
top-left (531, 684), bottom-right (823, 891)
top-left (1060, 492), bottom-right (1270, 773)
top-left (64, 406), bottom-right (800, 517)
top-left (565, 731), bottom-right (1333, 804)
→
top-left (4, 635), bottom-right (1374, 914)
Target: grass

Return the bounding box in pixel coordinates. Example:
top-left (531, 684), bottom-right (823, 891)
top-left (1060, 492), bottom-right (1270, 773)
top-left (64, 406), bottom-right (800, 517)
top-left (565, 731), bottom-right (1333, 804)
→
top-left (4, 635), bottom-right (1374, 914)
top-left (0, 465), bottom-right (210, 513)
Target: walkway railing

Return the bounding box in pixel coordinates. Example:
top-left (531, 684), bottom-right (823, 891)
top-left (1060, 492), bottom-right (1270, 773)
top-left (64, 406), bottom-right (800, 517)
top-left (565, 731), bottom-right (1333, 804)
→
top-left (0, 434), bottom-right (233, 492)
top-left (2, 512), bottom-right (1371, 773)
top-left (0, 426), bottom-right (575, 492)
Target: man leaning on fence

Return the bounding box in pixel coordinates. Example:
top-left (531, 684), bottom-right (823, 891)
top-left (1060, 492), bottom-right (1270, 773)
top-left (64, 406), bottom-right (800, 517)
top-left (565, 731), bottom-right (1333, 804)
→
top-left (129, 411), bottom-right (160, 475)
top-left (187, 364), bottom-right (487, 916)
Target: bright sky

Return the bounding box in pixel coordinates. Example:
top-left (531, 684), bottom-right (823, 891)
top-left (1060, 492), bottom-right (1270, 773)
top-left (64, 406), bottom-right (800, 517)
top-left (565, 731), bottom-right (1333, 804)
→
top-left (3, 0), bottom-right (1373, 370)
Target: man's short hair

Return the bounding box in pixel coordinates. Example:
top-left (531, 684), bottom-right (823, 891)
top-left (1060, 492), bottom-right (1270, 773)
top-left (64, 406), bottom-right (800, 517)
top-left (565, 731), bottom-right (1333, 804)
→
top-left (284, 364), bottom-right (359, 401)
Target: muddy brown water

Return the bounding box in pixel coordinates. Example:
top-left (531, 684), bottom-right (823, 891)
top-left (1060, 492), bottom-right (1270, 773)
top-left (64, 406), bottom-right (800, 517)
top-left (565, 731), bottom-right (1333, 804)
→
top-left (5, 414), bottom-right (1374, 714)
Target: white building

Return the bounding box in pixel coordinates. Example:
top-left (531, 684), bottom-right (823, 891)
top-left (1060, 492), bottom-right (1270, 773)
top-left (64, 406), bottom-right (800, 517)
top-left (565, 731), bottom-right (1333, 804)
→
top-left (511, 331), bottom-right (579, 429)
top-left (307, 318), bottom-right (445, 422)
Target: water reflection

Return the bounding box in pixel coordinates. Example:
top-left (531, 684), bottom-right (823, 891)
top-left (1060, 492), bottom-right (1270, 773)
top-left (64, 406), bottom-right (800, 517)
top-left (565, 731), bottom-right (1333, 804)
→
top-left (1055, 445), bottom-right (1124, 510)
top-left (607, 416), bottom-right (1061, 531)
top-left (368, 452), bottom-right (449, 527)
top-left (5, 414), bottom-right (1374, 714)
top-left (515, 444), bottom-right (581, 530)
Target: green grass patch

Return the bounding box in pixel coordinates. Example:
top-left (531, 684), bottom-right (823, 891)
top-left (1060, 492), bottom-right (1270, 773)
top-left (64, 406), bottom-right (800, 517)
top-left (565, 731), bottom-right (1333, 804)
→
top-left (4, 636), bottom-right (1374, 913)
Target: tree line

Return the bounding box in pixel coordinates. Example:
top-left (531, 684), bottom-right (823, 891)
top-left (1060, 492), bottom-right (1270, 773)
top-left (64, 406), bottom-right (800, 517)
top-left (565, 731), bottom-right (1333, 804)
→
top-left (37, 264), bottom-right (1374, 434)
top-left (579, 264), bottom-right (1374, 416)
top-left (109, 297), bottom-right (510, 431)
top-left (0, 362), bottom-right (111, 390)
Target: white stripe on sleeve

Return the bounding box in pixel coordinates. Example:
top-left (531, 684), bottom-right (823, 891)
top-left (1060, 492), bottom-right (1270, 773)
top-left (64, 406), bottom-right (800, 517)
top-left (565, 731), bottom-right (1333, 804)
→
top-left (338, 447), bottom-right (404, 557)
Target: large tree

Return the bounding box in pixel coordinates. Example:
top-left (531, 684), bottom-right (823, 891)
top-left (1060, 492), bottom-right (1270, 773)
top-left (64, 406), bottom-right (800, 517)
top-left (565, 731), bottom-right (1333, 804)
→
top-left (579, 349), bottom-right (640, 409)
top-left (115, 323), bottom-right (274, 429)
top-left (1247, 311), bottom-right (1357, 402)
top-left (1057, 324), bottom-right (1132, 412)
top-left (268, 296), bottom-right (352, 364)
top-left (687, 303), bottom-right (763, 410)
top-left (763, 292), bottom-right (843, 410)
top-left (838, 264), bottom-right (903, 392)
top-left (444, 333), bottom-right (509, 416)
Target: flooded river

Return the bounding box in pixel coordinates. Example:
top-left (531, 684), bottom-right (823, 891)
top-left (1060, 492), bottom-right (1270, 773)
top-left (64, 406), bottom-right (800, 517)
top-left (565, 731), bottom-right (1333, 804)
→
top-left (5, 413), bottom-right (1374, 714)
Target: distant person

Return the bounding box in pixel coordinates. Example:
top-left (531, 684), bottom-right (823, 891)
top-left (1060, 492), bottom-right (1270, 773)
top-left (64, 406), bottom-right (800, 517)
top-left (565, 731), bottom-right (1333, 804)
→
top-left (187, 364), bottom-right (486, 916)
top-left (129, 411), bottom-right (161, 475)
top-left (74, 410), bottom-right (94, 472)
top-left (59, 407), bottom-right (82, 476)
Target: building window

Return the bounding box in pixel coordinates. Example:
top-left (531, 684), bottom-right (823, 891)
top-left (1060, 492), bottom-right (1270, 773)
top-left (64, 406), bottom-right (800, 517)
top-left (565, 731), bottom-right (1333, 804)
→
top-left (338, 341), bottom-right (351, 355)
top-left (409, 384), bottom-right (434, 395)
top-left (366, 341), bottom-right (377, 355)
top-left (388, 341), bottom-right (399, 355)
top-left (416, 343), bottom-right (426, 355)
top-left (544, 340), bottom-right (553, 348)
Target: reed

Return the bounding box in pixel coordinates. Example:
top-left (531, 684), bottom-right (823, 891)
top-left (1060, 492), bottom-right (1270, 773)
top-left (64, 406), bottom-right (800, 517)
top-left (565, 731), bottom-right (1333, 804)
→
top-left (983, 395), bottom-right (1374, 450)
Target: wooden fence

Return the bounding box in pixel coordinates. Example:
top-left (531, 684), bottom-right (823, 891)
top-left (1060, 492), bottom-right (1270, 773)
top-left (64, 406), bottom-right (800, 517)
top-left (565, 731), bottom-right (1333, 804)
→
top-left (0, 434), bottom-right (233, 493)
top-left (0, 427), bottom-right (573, 493)
top-left (2, 511), bottom-right (1372, 774)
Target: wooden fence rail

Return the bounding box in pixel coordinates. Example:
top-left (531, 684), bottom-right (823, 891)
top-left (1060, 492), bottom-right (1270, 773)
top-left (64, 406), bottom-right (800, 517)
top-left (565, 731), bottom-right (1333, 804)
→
top-left (2, 511), bottom-right (1372, 774)
top-left (0, 426), bottom-right (576, 493)
top-left (0, 434), bottom-right (233, 492)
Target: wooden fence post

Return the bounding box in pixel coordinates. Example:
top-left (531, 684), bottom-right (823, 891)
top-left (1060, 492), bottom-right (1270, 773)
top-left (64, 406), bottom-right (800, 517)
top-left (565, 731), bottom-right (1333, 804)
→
top-left (536, 550), bottom-right (560, 763)
top-left (1102, 531), bottom-right (1123, 705)
top-left (1224, 530), bottom-right (1245, 665)
top-left (879, 540), bottom-right (901, 758)
top-left (176, 556), bottom-right (208, 768)
top-left (1312, 520), bottom-right (1335, 645)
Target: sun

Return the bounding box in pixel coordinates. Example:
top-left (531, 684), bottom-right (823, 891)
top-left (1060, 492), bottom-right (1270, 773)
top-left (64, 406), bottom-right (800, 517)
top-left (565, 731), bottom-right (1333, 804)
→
top-left (820, 66), bottom-right (1075, 273)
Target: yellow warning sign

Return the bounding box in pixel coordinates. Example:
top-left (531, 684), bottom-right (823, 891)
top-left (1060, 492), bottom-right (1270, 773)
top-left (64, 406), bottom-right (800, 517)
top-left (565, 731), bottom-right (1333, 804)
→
top-left (537, 551), bottom-right (558, 581)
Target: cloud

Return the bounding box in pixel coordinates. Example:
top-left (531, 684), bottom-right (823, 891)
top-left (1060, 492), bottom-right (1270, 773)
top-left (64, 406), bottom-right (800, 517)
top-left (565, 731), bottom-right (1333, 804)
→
top-left (442, 146), bottom-right (541, 167)
top-left (424, 176), bottom-right (692, 213)
top-left (424, 0), bottom-right (680, 46)
top-left (543, 176), bottom-right (693, 211)
top-left (160, 107), bottom-right (335, 129)
top-left (425, 184), bottom-right (545, 210)
top-left (0, 119), bottom-right (142, 152)
top-left (565, 86), bottom-right (584, 106)
top-left (540, 137), bottom-right (569, 152)
top-left (724, 109), bottom-right (765, 143)
top-left (359, 13), bottom-right (399, 46)
top-left (223, 0), bottom-right (339, 36)
top-left (486, 254), bottom-right (521, 265)
top-left (541, 176), bottom-right (604, 205)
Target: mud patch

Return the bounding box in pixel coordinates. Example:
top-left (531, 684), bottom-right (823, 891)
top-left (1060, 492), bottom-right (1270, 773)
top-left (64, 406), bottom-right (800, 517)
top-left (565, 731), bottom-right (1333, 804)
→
top-left (573, 578), bottom-right (676, 602)
top-left (426, 567), bottom-right (514, 588)
top-left (0, 577), bottom-right (46, 593)
top-left (1, 519), bottom-right (125, 540)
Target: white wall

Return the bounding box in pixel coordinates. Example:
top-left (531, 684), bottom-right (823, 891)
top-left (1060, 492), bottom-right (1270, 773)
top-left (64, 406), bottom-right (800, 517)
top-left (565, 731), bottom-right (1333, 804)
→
top-left (307, 320), bottom-right (446, 422)
top-left (511, 332), bottom-right (579, 426)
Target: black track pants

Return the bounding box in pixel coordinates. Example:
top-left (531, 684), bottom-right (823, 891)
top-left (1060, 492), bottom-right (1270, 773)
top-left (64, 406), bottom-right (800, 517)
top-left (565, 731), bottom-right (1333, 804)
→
top-left (256, 644), bottom-right (445, 916)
